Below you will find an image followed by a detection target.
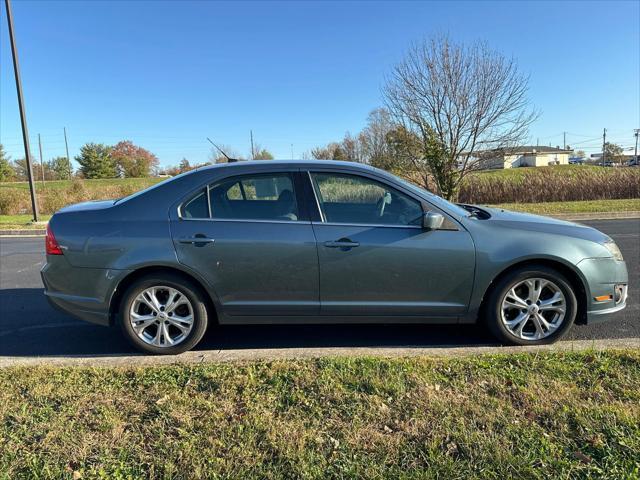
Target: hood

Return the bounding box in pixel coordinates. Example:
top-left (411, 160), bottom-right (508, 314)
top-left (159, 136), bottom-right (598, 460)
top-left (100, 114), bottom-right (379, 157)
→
top-left (480, 206), bottom-right (610, 243)
top-left (56, 199), bottom-right (116, 214)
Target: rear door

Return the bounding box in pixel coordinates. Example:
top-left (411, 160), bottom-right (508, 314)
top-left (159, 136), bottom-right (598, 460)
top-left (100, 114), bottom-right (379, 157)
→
top-left (306, 170), bottom-right (475, 318)
top-left (171, 170), bottom-right (320, 319)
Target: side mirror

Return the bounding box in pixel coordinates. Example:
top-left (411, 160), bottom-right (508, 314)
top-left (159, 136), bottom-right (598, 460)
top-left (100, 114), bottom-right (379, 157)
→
top-left (423, 211), bottom-right (444, 230)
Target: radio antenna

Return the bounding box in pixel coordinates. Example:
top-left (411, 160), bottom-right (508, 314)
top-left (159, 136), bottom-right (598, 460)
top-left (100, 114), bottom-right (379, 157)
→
top-left (206, 137), bottom-right (238, 163)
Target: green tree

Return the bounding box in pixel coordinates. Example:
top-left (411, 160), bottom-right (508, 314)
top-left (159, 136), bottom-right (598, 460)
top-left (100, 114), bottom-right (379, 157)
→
top-left (75, 143), bottom-right (115, 179)
top-left (603, 142), bottom-right (624, 165)
top-left (48, 156), bottom-right (72, 179)
top-left (179, 158), bottom-right (192, 173)
top-left (0, 144), bottom-right (15, 181)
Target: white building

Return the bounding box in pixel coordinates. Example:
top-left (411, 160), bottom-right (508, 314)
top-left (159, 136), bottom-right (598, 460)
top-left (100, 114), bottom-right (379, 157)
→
top-left (476, 146), bottom-right (572, 169)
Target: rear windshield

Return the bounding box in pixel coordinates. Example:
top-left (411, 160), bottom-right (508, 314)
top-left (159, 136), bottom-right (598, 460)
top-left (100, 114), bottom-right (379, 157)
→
top-left (114, 171), bottom-right (192, 204)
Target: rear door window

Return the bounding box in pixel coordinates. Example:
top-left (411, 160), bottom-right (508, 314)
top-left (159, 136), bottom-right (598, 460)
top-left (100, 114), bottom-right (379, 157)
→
top-left (209, 173), bottom-right (299, 221)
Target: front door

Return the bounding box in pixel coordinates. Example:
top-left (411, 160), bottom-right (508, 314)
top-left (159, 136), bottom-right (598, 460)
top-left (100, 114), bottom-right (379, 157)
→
top-left (308, 171), bottom-right (475, 318)
top-left (171, 171), bottom-right (319, 319)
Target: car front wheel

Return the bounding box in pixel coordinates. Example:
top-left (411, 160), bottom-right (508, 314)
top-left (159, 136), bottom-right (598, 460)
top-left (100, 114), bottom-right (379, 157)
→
top-left (486, 266), bottom-right (578, 345)
top-left (119, 274), bottom-right (209, 354)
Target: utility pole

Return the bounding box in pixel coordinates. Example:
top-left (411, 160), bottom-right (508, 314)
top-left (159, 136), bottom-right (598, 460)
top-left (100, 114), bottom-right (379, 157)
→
top-left (5, 0), bottom-right (39, 221)
top-left (64, 127), bottom-right (72, 179)
top-left (563, 132), bottom-right (566, 150)
top-left (291, 144), bottom-right (294, 160)
top-left (602, 128), bottom-right (606, 167)
top-left (634, 129), bottom-right (639, 163)
top-left (38, 133), bottom-right (45, 184)
top-left (250, 130), bottom-right (255, 160)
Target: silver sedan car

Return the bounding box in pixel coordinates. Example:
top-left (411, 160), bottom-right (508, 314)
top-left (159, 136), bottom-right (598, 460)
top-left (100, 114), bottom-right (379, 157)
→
top-left (42, 160), bottom-right (628, 354)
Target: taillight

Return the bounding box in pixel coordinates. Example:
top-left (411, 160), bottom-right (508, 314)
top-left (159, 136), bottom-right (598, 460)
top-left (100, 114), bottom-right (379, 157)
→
top-left (45, 224), bottom-right (63, 255)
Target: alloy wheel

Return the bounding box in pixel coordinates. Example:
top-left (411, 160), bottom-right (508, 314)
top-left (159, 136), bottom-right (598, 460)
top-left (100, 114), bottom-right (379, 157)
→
top-left (129, 286), bottom-right (194, 347)
top-left (500, 277), bottom-right (566, 341)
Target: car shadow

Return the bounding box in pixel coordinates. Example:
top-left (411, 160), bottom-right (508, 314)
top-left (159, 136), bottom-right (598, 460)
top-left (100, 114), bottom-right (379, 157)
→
top-left (0, 288), bottom-right (496, 357)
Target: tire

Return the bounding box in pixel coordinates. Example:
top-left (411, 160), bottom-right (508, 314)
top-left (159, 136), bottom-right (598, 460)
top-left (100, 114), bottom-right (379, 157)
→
top-left (485, 265), bottom-right (578, 346)
top-left (119, 274), bottom-right (209, 354)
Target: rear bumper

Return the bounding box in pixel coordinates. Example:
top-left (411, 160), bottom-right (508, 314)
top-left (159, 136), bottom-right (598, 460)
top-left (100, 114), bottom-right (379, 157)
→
top-left (41, 256), bottom-right (131, 327)
top-left (44, 290), bottom-right (111, 326)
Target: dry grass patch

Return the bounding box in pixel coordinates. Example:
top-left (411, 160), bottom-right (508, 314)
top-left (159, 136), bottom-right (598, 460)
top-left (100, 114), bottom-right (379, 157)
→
top-left (458, 166), bottom-right (639, 204)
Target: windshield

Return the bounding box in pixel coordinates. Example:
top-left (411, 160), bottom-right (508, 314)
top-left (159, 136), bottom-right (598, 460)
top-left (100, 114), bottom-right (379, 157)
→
top-left (394, 176), bottom-right (471, 218)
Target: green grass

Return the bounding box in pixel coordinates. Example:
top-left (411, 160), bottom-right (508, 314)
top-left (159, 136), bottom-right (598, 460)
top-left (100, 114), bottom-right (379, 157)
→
top-left (0, 214), bottom-right (51, 230)
top-left (1, 351), bottom-right (638, 479)
top-left (0, 177), bottom-right (161, 191)
top-left (491, 198), bottom-right (640, 215)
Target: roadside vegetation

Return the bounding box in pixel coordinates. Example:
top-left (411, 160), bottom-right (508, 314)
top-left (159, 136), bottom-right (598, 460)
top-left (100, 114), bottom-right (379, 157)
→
top-left (458, 166), bottom-right (640, 205)
top-left (1, 351), bottom-right (638, 479)
top-left (1, 166), bottom-right (638, 219)
top-left (492, 198), bottom-right (640, 215)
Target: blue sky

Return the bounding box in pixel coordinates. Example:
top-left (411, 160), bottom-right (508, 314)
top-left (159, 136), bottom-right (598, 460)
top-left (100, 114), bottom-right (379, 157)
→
top-left (1, 0), bottom-right (638, 168)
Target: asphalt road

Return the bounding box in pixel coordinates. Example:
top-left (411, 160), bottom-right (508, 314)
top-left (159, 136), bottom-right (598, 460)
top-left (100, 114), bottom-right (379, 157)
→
top-left (0, 219), bottom-right (638, 357)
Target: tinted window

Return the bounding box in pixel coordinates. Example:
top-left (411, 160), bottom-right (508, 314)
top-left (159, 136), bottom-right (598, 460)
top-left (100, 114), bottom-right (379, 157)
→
top-left (181, 189), bottom-right (209, 218)
top-left (209, 173), bottom-right (299, 221)
top-left (311, 173), bottom-right (423, 226)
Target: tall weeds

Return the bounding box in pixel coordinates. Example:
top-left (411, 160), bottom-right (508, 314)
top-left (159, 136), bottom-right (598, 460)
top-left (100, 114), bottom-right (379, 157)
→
top-left (457, 167), bottom-right (639, 204)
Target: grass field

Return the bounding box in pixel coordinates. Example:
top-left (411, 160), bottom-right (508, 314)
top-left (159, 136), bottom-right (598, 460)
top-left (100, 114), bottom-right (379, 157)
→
top-left (492, 198), bottom-right (640, 215)
top-left (0, 177), bottom-right (161, 191)
top-left (1, 351), bottom-right (638, 479)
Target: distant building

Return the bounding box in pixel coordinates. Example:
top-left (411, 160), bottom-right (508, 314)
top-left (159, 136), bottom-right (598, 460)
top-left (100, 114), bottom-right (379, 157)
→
top-left (476, 146), bottom-right (573, 169)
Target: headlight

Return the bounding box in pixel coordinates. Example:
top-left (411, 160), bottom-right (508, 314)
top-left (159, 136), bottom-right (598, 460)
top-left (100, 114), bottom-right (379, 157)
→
top-left (603, 240), bottom-right (624, 261)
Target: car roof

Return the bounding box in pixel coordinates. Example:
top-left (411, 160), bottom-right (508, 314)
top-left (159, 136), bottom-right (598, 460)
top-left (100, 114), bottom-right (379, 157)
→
top-left (196, 159), bottom-right (381, 173)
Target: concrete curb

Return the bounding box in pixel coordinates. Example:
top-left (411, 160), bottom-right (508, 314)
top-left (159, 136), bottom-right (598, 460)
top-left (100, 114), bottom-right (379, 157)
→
top-left (0, 230), bottom-right (45, 237)
top-left (0, 212), bottom-right (638, 238)
top-left (551, 211), bottom-right (640, 221)
top-left (0, 338), bottom-right (638, 368)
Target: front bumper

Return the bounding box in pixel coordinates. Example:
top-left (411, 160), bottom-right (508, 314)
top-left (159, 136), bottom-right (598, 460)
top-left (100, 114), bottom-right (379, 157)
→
top-left (577, 257), bottom-right (629, 324)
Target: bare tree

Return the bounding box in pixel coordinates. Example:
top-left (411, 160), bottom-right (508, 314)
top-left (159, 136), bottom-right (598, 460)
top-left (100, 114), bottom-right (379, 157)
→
top-left (384, 35), bottom-right (537, 199)
top-left (359, 108), bottom-right (394, 169)
top-left (309, 133), bottom-right (362, 162)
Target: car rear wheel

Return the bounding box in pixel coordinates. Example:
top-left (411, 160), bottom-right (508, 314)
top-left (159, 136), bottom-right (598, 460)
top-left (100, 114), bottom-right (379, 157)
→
top-left (119, 275), bottom-right (208, 354)
top-left (485, 266), bottom-right (577, 345)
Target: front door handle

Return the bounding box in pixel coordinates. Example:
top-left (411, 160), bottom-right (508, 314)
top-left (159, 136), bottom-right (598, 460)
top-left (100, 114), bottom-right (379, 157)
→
top-left (179, 236), bottom-right (215, 244)
top-left (324, 239), bottom-right (360, 249)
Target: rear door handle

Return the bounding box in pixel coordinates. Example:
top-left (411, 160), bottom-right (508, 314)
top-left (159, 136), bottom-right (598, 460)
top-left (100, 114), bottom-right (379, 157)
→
top-left (324, 240), bottom-right (360, 249)
top-left (179, 236), bottom-right (215, 244)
